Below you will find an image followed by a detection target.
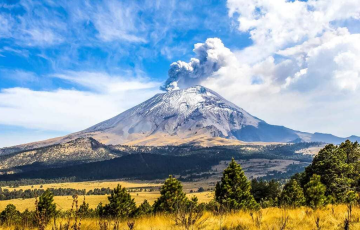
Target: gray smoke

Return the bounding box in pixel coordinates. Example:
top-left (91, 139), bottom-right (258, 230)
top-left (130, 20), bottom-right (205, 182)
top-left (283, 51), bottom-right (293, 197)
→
top-left (161, 38), bottom-right (233, 91)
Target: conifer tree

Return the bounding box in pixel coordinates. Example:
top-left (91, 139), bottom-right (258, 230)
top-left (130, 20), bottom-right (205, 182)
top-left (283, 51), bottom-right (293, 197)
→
top-left (303, 141), bottom-right (360, 203)
top-left (104, 184), bottom-right (136, 218)
top-left (134, 200), bottom-right (153, 216)
top-left (153, 175), bottom-right (188, 213)
top-left (280, 179), bottom-right (305, 208)
top-left (37, 190), bottom-right (56, 223)
top-left (215, 158), bottom-right (259, 210)
top-left (0, 204), bottom-right (20, 226)
top-left (78, 197), bottom-right (91, 217)
top-left (304, 174), bottom-right (327, 208)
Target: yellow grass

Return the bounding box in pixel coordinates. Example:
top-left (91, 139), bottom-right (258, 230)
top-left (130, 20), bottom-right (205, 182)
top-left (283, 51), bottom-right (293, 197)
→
top-left (0, 205), bottom-right (359, 229)
top-left (0, 192), bottom-right (214, 212)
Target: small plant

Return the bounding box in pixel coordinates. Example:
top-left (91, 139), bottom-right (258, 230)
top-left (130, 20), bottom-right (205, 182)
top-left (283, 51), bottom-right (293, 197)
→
top-left (251, 211), bottom-right (262, 229)
top-left (315, 216), bottom-right (321, 230)
top-left (279, 209), bottom-right (289, 230)
top-left (344, 218), bottom-right (350, 230)
top-left (98, 220), bottom-right (109, 230)
top-left (343, 204), bottom-right (352, 230)
top-left (174, 197), bottom-right (207, 230)
top-left (127, 220), bottom-right (135, 230)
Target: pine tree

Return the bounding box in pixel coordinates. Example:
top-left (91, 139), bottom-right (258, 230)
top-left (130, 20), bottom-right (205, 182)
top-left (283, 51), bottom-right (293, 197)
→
top-left (153, 175), bottom-right (188, 213)
top-left (37, 190), bottom-right (56, 223)
top-left (103, 184), bottom-right (136, 218)
top-left (251, 179), bottom-right (281, 207)
top-left (302, 141), bottom-right (360, 203)
top-left (78, 196), bottom-right (91, 217)
top-left (134, 199), bottom-right (153, 216)
top-left (304, 174), bottom-right (327, 208)
top-left (215, 158), bottom-right (259, 210)
top-left (280, 179), bottom-right (305, 208)
top-left (0, 204), bottom-right (20, 226)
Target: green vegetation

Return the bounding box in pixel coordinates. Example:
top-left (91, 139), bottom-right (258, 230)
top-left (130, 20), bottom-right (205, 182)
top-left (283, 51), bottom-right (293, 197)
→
top-left (280, 179), bottom-right (305, 207)
top-left (0, 187), bottom-right (114, 201)
top-left (97, 184), bottom-right (136, 218)
top-left (297, 140), bottom-right (360, 204)
top-left (153, 175), bottom-right (188, 213)
top-left (0, 142), bottom-right (317, 182)
top-left (37, 190), bottom-right (56, 224)
top-left (304, 174), bottom-right (327, 208)
top-left (251, 179), bottom-right (281, 207)
top-left (215, 158), bottom-right (259, 210)
top-left (0, 140), bottom-right (359, 229)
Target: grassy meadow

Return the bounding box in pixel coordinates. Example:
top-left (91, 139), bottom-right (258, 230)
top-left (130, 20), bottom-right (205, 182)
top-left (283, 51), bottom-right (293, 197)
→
top-left (0, 180), bottom-right (358, 229)
top-left (0, 191), bottom-right (214, 212)
top-left (0, 205), bottom-right (359, 229)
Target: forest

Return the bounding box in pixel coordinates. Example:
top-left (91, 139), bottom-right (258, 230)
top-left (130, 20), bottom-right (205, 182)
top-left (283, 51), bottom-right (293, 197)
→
top-left (0, 142), bottom-right (317, 182)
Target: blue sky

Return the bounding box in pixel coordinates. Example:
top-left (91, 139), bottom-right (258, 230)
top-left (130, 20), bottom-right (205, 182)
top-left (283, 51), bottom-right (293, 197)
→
top-left (1, 0), bottom-right (360, 147)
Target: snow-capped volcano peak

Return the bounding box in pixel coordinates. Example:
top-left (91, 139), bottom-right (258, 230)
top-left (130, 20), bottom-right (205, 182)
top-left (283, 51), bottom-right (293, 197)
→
top-left (81, 85), bottom-right (262, 144)
top-left (2, 85), bottom-right (359, 152)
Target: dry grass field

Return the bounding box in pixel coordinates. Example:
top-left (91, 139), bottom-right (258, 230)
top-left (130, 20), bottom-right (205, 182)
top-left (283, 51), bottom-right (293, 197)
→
top-left (0, 191), bottom-right (214, 212)
top-left (0, 205), bottom-right (359, 229)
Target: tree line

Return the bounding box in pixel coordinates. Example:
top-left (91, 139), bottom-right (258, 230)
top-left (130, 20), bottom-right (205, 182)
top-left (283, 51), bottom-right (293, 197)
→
top-left (0, 177), bottom-right (77, 188)
top-left (0, 187), bottom-right (158, 201)
top-left (1, 140), bottom-right (359, 229)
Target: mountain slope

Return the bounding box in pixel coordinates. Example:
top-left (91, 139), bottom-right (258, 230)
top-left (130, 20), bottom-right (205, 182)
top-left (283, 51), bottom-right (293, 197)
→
top-left (1, 85), bottom-right (359, 156)
top-left (73, 85), bottom-right (313, 145)
top-left (0, 138), bottom-right (120, 174)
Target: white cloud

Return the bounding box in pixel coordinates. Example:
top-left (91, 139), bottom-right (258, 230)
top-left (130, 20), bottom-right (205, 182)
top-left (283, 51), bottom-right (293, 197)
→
top-left (90, 1), bottom-right (147, 43)
top-left (52, 71), bottom-right (160, 93)
top-left (228, 0), bottom-right (360, 63)
top-left (1, 69), bottom-right (39, 84)
top-left (0, 0), bottom-right (147, 47)
top-left (0, 72), bottom-right (161, 133)
top-left (184, 0), bottom-right (360, 137)
top-left (162, 31), bottom-right (360, 137)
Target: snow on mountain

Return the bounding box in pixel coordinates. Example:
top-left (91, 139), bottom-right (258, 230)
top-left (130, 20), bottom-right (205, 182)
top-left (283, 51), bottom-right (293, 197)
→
top-left (71, 85), bottom-right (311, 145)
top-left (82, 85), bottom-right (261, 142)
top-left (1, 85), bottom-right (359, 155)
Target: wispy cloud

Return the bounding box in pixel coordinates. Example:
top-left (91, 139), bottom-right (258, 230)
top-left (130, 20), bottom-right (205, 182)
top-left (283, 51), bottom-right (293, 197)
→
top-left (0, 69), bottom-right (39, 84)
top-left (52, 71), bottom-right (160, 93)
top-left (0, 71), bottom-right (161, 133)
top-left (0, 46), bottom-right (29, 57)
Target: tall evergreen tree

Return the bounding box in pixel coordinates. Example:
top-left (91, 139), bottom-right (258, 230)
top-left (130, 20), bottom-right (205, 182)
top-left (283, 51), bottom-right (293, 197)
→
top-left (215, 158), bottom-right (259, 210)
top-left (303, 141), bottom-right (360, 202)
top-left (153, 175), bottom-right (188, 213)
top-left (280, 179), bottom-right (305, 208)
top-left (37, 190), bottom-right (56, 223)
top-left (0, 204), bottom-right (20, 226)
top-left (104, 184), bottom-right (136, 218)
top-left (304, 174), bottom-right (327, 208)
